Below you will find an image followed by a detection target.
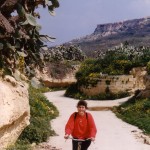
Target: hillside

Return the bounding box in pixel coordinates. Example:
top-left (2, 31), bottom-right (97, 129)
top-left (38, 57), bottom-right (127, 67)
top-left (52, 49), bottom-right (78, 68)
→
top-left (65, 17), bottom-right (150, 57)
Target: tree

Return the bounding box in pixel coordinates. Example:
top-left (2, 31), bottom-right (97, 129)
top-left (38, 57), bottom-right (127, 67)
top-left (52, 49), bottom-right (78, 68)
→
top-left (0, 0), bottom-right (59, 76)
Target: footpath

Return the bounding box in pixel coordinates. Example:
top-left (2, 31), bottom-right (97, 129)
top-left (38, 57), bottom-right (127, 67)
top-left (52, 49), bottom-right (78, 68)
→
top-left (43, 90), bottom-right (150, 150)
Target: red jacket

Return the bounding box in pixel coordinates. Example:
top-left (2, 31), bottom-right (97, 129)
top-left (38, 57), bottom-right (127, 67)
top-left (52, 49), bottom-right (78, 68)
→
top-left (65, 112), bottom-right (97, 139)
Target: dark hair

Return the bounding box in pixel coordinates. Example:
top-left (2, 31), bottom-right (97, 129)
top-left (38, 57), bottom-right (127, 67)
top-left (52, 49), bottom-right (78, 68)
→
top-left (77, 100), bottom-right (88, 109)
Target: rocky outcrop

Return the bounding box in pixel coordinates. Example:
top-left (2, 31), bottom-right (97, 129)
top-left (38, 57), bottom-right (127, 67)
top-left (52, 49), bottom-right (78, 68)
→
top-left (129, 67), bottom-right (147, 90)
top-left (143, 75), bottom-right (150, 90)
top-left (137, 75), bottom-right (150, 98)
top-left (0, 76), bottom-right (30, 149)
top-left (34, 65), bottom-right (79, 88)
top-left (93, 17), bottom-right (150, 37)
top-left (129, 67), bottom-right (150, 98)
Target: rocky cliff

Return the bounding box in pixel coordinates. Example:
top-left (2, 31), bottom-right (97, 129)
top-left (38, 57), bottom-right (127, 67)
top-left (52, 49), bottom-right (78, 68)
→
top-left (34, 63), bottom-right (79, 88)
top-left (93, 17), bottom-right (150, 37)
top-left (67, 17), bottom-right (150, 57)
top-left (0, 76), bottom-right (30, 149)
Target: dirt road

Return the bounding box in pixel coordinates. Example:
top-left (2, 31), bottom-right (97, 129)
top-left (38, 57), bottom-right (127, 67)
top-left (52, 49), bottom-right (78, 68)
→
top-left (44, 90), bottom-right (150, 150)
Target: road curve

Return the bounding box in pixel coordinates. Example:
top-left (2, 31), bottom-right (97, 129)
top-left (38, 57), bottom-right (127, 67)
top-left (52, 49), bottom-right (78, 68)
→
top-left (45, 90), bottom-right (150, 150)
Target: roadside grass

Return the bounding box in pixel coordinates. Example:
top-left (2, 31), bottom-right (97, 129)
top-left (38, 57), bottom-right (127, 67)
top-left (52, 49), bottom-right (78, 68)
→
top-left (7, 85), bottom-right (59, 150)
top-left (88, 106), bottom-right (112, 111)
top-left (113, 96), bottom-right (150, 135)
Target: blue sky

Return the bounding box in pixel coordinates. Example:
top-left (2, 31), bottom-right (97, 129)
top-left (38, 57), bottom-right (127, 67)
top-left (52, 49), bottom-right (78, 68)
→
top-left (37, 0), bottom-right (150, 46)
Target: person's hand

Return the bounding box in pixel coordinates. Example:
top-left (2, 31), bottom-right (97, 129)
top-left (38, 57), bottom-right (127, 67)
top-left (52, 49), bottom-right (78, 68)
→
top-left (64, 134), bottom-right (69, 139)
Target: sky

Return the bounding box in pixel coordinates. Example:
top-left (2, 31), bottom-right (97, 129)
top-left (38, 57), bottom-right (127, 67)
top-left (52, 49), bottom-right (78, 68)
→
top-left (37, 0), bottom-right (150, 46)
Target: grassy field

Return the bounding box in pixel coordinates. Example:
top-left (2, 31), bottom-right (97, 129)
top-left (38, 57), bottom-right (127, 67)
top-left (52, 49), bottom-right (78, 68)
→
top-left (113, 96), bottom-right (150, 135)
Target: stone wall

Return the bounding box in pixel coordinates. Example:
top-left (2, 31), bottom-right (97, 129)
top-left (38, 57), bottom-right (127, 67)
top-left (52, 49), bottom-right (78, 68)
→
top-left (0, 76), bottom-right (30, 149)
top-left (80, 67), bottom-right (147, 96)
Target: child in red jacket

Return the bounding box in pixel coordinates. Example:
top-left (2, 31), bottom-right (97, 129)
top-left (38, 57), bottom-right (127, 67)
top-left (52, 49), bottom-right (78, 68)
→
top-left (64, 100), bottom-right (97, 150)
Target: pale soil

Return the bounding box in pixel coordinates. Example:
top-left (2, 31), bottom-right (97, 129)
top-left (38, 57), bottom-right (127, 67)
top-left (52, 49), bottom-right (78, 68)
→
top-left (37, 90), bottom-right (150, 150)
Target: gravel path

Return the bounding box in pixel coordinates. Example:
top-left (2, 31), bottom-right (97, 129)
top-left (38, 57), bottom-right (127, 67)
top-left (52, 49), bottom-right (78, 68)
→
top-left (44, 90), bottom-right (150, 150)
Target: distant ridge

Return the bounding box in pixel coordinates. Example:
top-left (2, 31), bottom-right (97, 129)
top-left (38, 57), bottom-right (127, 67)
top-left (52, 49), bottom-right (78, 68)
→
top-left (65, 17), bottom-right (150, 57)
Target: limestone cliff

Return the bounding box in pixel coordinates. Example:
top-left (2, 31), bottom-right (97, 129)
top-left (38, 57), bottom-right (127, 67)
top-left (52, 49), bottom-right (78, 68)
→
top-left (0, 76), bottom-right (30, 149)
top-left (34, 64), bottom-right (78, 88)
top-left (67, 16), bottom-right (150, 57)
top-left (93, 17), bottom-right (150, 37)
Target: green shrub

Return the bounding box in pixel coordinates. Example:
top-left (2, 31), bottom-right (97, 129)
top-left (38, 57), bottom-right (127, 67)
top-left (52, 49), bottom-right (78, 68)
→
top-left (34, 86), bottom-right (51, 93)
top-left (146, 61), bottom-right (150, 74)
top-left (7, 140), bottom-right (31, 150)
top-left (105, 80), bottom-right (111, 85)
top-left (89, 91), bottom-right (129, 100)
top-left (65, 83), bottom-right (87, 100)
top-left (18, 85), bottom-right (59, 144)
top-left (114, 97), bottom-right (150, 134)
top-left (65, 83), bottom-right (78, 97)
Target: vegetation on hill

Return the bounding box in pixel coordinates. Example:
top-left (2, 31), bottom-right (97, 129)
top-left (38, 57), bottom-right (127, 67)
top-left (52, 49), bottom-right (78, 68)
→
top-left (65, 43), bottom-right (150, 100)
top-left (47, 45), bottom-right (86, 62)
top-left (43, 45), bottom-right (86, 80)
top-left (76, 43), bottom-right (150, 85)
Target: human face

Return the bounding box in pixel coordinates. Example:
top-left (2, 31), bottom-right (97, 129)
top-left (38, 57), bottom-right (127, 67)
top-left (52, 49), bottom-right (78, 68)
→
top-left (77, 105), bottom-right (86, 115)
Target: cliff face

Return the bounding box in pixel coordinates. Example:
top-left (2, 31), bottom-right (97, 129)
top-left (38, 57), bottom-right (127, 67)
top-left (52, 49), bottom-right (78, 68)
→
top-left (93, 17), bottom-right (150, 37)
top-left (0, 76), bottom-right (30, 149)
top-left (68, 17), bottom-right (150, 57)
top-left (34, 64), bottom-right (79, 88)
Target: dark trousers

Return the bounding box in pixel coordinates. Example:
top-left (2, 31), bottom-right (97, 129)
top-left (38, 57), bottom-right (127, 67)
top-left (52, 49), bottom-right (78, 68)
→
top-left (72, 139), bottom-right (91, 150)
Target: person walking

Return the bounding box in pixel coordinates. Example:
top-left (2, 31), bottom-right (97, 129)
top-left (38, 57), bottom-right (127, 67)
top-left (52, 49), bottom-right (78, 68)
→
top-left (64, 100), bottom-right (97, 150)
